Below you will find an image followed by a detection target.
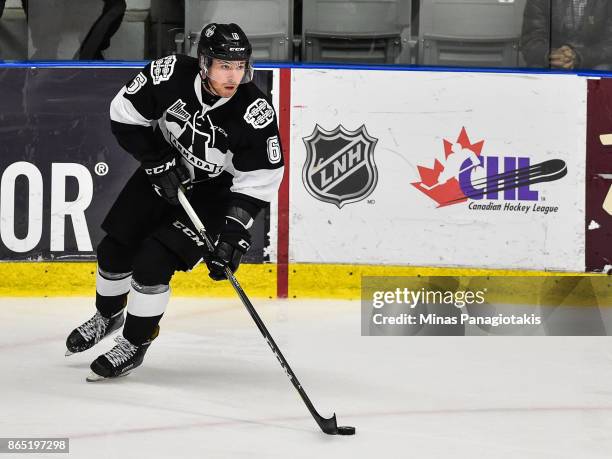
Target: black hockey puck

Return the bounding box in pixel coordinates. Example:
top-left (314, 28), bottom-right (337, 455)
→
top-left (337, 426), bottom-right (356, 435)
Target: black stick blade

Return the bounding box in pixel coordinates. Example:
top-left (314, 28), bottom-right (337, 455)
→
top-left (317, 413), bottom-right (339, 434)
top-left (316, 413), bottom-right (356, 436)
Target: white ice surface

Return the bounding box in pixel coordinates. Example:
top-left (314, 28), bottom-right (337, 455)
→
top-left (1, 298), bottom-right (612, 458)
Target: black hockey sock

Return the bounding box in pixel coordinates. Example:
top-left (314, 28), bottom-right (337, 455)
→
top-left (120, 237), bottom-right (177, 345)
top-left (123, 279), bottom-right (170, 345)
top-left (95, 267), bottom-right (132, 318)
top-left (96, 292), bottom-right (127, 318)
top-left (123, 312), bottom-right (164, 346)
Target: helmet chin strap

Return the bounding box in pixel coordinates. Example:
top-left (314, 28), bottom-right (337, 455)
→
top-left (200, 71), bottom-right (220, 97)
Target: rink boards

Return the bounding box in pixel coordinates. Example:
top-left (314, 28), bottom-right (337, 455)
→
top-left (0, 63), bottom-right (610, 297)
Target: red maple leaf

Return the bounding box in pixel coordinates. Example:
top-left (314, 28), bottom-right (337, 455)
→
top-left (412, 127), bottom-right (485, 207)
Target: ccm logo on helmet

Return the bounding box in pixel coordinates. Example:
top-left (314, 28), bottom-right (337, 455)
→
top-left (229, 47), bottom-right (245, 51)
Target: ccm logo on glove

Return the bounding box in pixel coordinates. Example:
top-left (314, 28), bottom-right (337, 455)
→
top-left (144, 157), bottom-right (177, 176)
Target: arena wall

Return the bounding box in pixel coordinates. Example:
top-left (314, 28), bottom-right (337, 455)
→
top-left (0, 63), bottom-right (609, 298)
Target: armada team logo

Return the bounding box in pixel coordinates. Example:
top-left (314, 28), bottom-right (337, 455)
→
top-left (151, 55), bottom-right (176, 85)
top-left (412, 127), bottom-right (567, 209)
top-left (302, 124), bottom-right (378, 208)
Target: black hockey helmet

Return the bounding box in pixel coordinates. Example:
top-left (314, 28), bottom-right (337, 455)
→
top-left (198, 23), bottom-right (254, 83)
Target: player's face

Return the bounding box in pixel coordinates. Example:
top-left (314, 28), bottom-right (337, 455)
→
top-left (207, 59), bottom-right (247, 97)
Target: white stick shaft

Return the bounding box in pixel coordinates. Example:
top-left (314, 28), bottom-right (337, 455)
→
top-left (177, 188), bottom-right (215, 252)
top-left (178, 188), bottom-right (205, 232)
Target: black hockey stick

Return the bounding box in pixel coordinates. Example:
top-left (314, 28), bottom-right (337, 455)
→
top-left (177, 188), bottom-right (355, 436)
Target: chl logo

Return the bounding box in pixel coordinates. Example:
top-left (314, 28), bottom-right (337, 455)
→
top-left (302, 124), bottom-right (378, 209)
top-left (412, 127), bottom-right (567, 207)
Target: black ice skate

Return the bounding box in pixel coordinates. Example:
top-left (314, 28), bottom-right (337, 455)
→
top-left (65, 309), bottom-right (125, 356)
top-left (86, 326), bottom-right (159, 382)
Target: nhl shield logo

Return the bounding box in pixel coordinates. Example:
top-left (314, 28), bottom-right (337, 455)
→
top-left (302, 124), bottom-right (378, 208)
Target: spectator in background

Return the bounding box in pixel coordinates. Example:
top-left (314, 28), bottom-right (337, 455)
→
top-left (521, 0), bottom-right (612, 70)
top-left (76, 0), bottom-right (126, 59)
top-left (28, 0), bottom-right (66, 59)
top-left (26, 0), bottom-right (123, 60)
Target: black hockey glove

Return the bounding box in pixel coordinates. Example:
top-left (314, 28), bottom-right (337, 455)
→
top-left (206, 205), bottom-right (254, 281)
top-left (206, 234), bottom-right (251, 281)
top-left (142, 154), bottom-right (192, 206)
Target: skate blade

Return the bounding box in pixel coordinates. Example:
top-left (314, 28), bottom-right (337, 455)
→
top-left (86, 371), bottom-right (106, 382)
top-left (64, 324), bottom-right (124, 358)
top-left (86, 370), bottom-right (132, 383)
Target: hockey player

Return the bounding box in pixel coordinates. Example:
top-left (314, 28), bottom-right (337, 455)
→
top-left (65, 23), bottom-right (284, 381)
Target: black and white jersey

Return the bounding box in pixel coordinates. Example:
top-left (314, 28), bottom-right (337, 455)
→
top-left (109, 54), bottom-right (284, 204)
